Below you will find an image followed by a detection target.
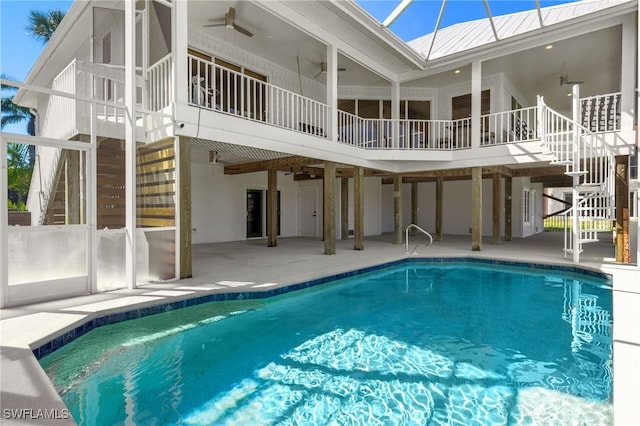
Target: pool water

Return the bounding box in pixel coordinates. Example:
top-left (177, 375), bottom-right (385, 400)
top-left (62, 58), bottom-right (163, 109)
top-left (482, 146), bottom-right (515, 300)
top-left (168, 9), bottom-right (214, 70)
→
top-left (40, 261), bottom-right (613, 425)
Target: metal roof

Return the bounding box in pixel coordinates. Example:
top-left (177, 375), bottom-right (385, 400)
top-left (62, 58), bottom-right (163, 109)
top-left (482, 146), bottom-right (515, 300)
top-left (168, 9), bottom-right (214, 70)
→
top-left (407, 0), bottom-right (633, 60)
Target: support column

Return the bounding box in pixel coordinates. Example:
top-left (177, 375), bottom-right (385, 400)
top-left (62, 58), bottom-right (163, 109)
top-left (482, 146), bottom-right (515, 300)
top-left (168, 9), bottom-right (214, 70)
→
top-left (323, 161), bottom-right (336, 254)
top-left (394, 174), bottom-right (402, 244)
top-left (0, 135), bottom-right (8, 307)
top-left (267, 169), bottom-right (278, 247)
top-left (341, 177), bottom-right (349, 240)
top-left (615, 155), bottom-right (630, 262)
top-left (471, 167), bottom-right (482, 251)
top-left (620, 15), bottom-right (635, 134)
top-left (65, 150), bottom-right (81, 224)
top-left (411, 182), bottom-right (418, 235)
top-left (353, 166), bottom-right (364, 250)
top-left (504, 176), bottom-right (512, 241)
top-left (178, 136), bottom-right (192, 278)
top-left (471, 60), bottom-right (482, 149)
top-left (492, 174), bottom-right (501, 245)
top-left (391, 81), bottom-right (400, 148)
top-left (435, 176), bottom-right (443, 241)
top-left (124, 0), bottom-right (137, 289)
top-left (326, 45), bottom-right (338, 141)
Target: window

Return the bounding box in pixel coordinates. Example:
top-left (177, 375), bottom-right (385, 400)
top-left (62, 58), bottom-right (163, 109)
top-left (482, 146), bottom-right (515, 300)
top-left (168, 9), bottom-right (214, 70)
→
top-left (337, 99), bottom-right (431, 120)
top-left (451, 90), bottom-right (490, 120)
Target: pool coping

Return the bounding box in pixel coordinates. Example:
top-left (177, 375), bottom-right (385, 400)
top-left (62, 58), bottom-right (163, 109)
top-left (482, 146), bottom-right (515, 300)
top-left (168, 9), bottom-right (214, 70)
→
top-left (31, 256), bottom-right (612, 360)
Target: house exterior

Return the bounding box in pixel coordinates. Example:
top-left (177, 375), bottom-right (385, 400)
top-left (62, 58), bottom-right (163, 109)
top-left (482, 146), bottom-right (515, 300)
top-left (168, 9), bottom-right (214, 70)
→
top-left (1, 0), bottom-right (638, 308)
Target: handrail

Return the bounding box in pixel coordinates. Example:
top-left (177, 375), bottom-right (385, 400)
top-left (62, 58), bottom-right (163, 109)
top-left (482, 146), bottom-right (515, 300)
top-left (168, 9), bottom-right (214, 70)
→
top-left (404, 224), bottom-right (433, 254)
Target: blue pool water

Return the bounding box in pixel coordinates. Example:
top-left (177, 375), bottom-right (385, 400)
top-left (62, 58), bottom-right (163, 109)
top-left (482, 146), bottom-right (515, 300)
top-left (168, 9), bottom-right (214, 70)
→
top-left (40, 261), bottom-right (613, 425)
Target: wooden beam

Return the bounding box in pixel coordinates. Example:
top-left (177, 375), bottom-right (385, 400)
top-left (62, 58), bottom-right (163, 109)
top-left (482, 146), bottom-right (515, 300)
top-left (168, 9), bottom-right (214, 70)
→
top-left (341, 177), bottom-right (349, 240)
top-left (615, 155), bottom-right (630, 262)
top-left (435, 176), bottom-right (443, 241)
top-left (504, 176), bottom-right (512, 241)
top-left (323, 161), bottom-right (336, 255)
top-left (354, 166), bottom-right (364, 250)
top-left (65, 150), bottom-right (81, 224)
top-left (179, 136), bottom-right (192, 278)
top-left (394, 174), bottom-right (402, 244)
top-left (471, 167), bottom-right (482, 251)
top-left (224, 155), bottom-right (319, 175)
top-left (411, 182), bottom-right (418, 235)
top-left (492, 174), bottom-right (501, 245)
top-left (267, 169), bottom-right (278, 247)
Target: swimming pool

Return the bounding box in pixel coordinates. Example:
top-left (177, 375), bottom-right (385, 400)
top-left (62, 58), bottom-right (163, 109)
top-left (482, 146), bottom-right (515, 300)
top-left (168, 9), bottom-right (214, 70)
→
top-left (39, 260), bottom-right (613, 425)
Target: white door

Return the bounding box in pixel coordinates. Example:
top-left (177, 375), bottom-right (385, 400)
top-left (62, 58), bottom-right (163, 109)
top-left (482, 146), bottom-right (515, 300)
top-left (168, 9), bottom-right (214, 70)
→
top-left (299, 187), bottom-right (318, 237)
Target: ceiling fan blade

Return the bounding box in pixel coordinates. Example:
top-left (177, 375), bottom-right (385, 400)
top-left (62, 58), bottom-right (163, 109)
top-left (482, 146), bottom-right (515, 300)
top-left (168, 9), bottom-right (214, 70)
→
top-left (233, 23), bottom-right (253, 38)
top-left (203, 21), bottom-right (225, 28)
top-left (338, 67), bottom-right (347, 72)
top-left (313, 69), bottom-right (323, 79)
top-left (226, 7), bottom-right (236, 26)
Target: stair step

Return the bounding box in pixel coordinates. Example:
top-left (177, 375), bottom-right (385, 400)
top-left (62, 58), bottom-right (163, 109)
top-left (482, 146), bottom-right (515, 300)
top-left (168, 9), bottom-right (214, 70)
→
top-left (550, 160), bottom-right (572, 165)
top-left (565, 171), bottom-right (588, 177)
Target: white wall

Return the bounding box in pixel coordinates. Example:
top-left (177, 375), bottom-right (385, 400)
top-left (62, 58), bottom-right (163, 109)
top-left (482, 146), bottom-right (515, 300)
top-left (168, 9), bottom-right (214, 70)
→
top-left (191, 163), bottom-right (300, 243)
top-left (192, 163), bottom-right (384, 244)
top-left (381, 177), bottom-right (545, 238)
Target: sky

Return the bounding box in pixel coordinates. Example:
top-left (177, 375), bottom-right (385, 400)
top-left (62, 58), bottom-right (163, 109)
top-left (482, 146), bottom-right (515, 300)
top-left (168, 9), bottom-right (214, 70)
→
top-left (1, 0), bottom-right (579, 135)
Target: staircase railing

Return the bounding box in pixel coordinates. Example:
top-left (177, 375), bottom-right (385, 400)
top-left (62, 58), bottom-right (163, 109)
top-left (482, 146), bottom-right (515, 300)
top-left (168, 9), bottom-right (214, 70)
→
top-left (538, 96), bottom-right (615, 261)
top-left (404, 224), bottom-right (433, 254)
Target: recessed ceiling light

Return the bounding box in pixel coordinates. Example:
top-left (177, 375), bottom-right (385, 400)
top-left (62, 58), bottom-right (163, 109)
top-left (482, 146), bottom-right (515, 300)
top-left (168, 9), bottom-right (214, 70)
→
top-left (454, 69), bottom-right (461, 74)
top-left (545, 44), bottom-right (553, 50)
top-left (567, 93), bottom-right (572, 97)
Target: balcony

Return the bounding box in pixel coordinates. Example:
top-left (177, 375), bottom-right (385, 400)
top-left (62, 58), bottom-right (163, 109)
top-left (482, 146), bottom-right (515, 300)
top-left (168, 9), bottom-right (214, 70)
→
top-left (187, 55), bottom-right (622, 154)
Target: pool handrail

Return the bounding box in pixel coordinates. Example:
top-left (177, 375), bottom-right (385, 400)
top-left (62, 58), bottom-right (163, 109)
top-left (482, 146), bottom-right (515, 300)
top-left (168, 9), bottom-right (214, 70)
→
top-left (405, 224), bottom-right (434, 254)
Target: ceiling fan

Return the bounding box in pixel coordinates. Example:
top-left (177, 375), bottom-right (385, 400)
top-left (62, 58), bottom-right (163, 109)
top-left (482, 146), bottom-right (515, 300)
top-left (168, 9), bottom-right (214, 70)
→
top-left (204, 7), bottom-right (253, 38)
top-left (314, 61), bottom-right (347, 79)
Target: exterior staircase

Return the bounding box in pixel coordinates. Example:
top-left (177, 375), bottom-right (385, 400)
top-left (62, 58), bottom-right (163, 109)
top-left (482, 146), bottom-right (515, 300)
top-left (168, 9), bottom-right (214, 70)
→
top-left (537, 95), bottom-right (615, 262)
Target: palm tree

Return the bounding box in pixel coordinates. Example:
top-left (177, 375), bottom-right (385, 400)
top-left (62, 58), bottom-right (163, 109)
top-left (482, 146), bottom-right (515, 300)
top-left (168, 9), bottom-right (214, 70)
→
top-left (3, 8), bottom-right (64, 210)
top-left (26, 9), bottom-right (66, 44)
top-left (1, 73), bottom-right (35, 135)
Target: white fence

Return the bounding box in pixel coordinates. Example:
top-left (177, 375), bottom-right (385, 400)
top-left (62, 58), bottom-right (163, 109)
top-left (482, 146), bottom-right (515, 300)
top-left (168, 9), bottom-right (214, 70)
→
top-left (188, 54), bottom-right (329, 136)
top-left (581, 92), bottom-right (621, 133)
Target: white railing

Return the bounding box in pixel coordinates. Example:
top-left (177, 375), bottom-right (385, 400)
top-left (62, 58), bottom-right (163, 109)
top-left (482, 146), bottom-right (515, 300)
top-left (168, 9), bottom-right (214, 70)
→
top-left (187, 54), bottom-right (329, 136)
top-left (404, 224), bottom-right (433, 254)
top-left (77, 61), bottom-right (127, 126)
top-left (581, 92), bottom-right (621, 133)
top-left (336, 112), bottom-right (472, 150)
top-left (480, 106), bottom-right (538, 146)
top-left (147, 53), bottom-right (173, 111)
top-left (538, 96), bottom-right (616, 260)
top-left (40, 60), bottom-right (78, 140)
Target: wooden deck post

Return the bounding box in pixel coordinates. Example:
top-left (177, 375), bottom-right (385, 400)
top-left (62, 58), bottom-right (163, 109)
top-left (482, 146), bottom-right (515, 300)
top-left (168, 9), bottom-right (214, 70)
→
top-left (394, 174), bottom-right (403, 244)
top-left (341, 177), bottom-right (349, 240)
top-left (504, 176), bottom-right (512, 241)
top-left (615, 155), bottom-right (629, 262)
top-left (324, 161), bottom-right (336, 254)
top-left (492, 174), bottom-right (501, 245)
top-left (65, 150), bottom-right (81, 224)
top-left (411, 182), bottom-right (418, 235)
top-left (267, 168), bottom-right (278, 247)
top-left (179, 136), bottom-right (192, 278)
top-left (354, 166), bottom-right (364, 250)
top-left (471, 167), bottom-right (482, 251)
top-left (435, 176), bottom-right (443, 241)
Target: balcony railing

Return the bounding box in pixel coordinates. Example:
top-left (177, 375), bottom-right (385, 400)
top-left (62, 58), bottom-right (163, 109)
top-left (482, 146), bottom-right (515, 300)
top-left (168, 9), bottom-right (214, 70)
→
top-left (480, 106), bottom-right (538, 146)
top-left (183, 63), bottom-right (622, 153)
top-left (188, 54), bottom-right (329, 137)
top-left (580, 92), bottom-right (621, 133)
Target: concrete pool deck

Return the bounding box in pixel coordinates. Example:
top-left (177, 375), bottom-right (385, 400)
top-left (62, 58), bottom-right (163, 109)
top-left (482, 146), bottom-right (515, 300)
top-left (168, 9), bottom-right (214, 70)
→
top-left (1, 232), bottom-right (638, 424)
